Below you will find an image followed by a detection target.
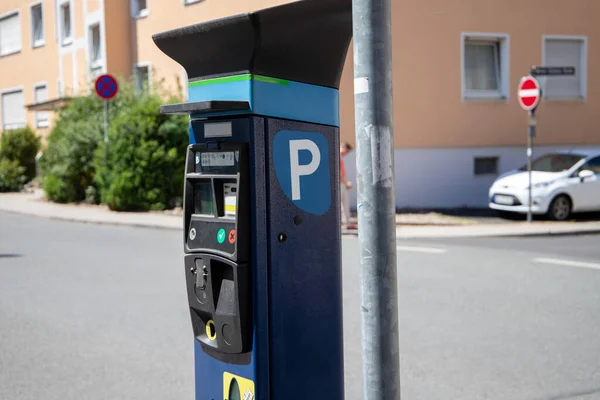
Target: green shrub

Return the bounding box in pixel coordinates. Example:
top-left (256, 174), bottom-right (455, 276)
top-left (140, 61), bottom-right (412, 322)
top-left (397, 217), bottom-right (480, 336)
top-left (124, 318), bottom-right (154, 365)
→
top-left (0, 126), bottom-right (41, 182)
top-left (40, 117), bottom-right (103, 203)
top-left (94, 94), bottom-right (188, 211)
top-left (0, 158), bottom-right (27, 192)
top-left (40, 77), bottom-right (187, 209)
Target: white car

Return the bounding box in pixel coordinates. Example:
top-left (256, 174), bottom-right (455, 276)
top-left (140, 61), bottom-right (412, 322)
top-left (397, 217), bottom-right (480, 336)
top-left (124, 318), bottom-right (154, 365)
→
top-left (489, 151), bottom-right (600, 221)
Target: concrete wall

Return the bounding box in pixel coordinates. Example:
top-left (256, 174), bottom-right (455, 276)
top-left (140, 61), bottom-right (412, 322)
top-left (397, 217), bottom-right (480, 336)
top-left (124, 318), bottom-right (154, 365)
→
top-left (344, 145), bottom-right (600, 210)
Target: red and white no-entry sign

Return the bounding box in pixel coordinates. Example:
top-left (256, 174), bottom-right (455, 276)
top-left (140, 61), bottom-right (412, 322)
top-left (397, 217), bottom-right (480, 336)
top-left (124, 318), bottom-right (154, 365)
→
top-left (518, 76), bottom-right (541, 111)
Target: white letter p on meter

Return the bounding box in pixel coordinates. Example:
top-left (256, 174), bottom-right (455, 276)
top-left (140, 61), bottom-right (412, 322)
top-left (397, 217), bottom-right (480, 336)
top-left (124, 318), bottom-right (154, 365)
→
top-left (289, 139), bottom-right (321, 201)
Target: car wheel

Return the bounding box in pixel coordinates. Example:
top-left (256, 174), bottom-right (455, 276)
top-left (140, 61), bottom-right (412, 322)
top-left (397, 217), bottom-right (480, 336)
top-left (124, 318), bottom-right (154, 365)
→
top-left (548, 195), bottom-right (572, 221)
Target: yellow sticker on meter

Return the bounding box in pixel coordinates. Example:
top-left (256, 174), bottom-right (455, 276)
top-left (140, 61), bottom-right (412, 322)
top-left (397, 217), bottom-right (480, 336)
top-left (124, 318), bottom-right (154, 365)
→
top-left (223, 372), bottom-right (254, 400)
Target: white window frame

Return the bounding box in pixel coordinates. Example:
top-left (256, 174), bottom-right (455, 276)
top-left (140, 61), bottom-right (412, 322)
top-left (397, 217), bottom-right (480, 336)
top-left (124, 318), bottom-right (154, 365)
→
top-left (33, 82), bottom-right (50, 129)
top-left (542, 35), bottom-right (587, 101)
top-left (1, 87), bottom-right (26, 131)
top-left (184, 0), bottom-right (203, 5)
top-left (134, 62), bottom-right (152, 92)
top-left (131, 0), bottom-right (149, 19)
top-left (0, 10), bottom-right (22, 57)
top-left (58, 0), bottom-right (73, 46)
top-left (461, 32), bottom-right (510, 102)
top-left (30, 2), bottom-right (45, 48)
top-left (88, 23), bottom-right (102, 69)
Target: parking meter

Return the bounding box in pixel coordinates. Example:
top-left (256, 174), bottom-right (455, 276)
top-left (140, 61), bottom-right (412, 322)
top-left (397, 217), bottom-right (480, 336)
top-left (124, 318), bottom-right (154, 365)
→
top-left (153, 0), bottom-right (352, 398)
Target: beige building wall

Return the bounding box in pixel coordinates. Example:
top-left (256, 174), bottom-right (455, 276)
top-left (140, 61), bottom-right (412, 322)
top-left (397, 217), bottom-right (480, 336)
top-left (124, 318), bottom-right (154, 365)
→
top-left (0, 0), bottom-right (60, 136)
top-left (105, 0), bottom-right (132, 81)
top-left (136, 0), bottom-right (599, 150)
top-left (0, 0), bottom-right (111, 138)
top-left (132, 0), bottom-right (293, 96)
top-left (339, 0), bottom-right (600, 149)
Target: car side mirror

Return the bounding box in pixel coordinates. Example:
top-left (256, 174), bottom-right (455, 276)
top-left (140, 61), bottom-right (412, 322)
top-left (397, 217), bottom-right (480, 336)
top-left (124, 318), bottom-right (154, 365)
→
top-left (578, 169), bottom-right (595, 182)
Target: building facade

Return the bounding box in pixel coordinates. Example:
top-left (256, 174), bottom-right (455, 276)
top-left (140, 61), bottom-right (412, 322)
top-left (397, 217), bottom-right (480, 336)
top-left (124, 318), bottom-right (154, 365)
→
top-left (1, 0), bottom-right (598, 208)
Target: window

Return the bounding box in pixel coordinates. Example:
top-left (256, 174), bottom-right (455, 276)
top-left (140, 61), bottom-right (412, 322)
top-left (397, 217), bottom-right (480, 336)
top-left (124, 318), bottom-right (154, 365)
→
top-left (474, 157), bottom-right (499, 176)
top-left (462, 33), bottom-right (509, 100)
top-left (60, 2), bottom-right (72, 45)
top-left (89, 24), bottom-right (102, 66)
top-left (543, 37), bottom-right (586, 99)
top-left (31, 3), bottom-right (44, 47)
top-left (518, 153), bottom-right (587, 173)
top-left (1, 90), bottom-right (26, 131)
top-left (579, 157), bottom-right (600, 175)
top-left (34, 85), bottom-right (49, 128)
top-left (132, 0), bottom-right (149, 18)
top-left (135, 64), bottom-right (150, 92)
top-left (0, 12), bottom-right (22, 56)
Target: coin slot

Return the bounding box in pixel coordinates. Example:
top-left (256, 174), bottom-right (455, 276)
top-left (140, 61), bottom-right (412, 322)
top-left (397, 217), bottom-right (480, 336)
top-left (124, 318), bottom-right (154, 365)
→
top-left (206, 320), bottom-right (217, 341)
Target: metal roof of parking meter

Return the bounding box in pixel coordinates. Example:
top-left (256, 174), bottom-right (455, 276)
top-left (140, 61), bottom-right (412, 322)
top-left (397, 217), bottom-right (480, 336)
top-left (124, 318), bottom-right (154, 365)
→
top-left (153, 1), bottom-right (352, 399)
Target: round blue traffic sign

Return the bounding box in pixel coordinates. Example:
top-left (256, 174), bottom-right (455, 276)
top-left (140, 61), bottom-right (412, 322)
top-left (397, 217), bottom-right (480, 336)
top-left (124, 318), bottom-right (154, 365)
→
top-left (95, 74), bottom-right (119, 100)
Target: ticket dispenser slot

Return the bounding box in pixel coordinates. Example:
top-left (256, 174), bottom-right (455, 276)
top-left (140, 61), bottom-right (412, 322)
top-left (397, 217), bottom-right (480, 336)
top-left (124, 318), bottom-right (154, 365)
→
top-left (183, 140), bottom-right (251, 362)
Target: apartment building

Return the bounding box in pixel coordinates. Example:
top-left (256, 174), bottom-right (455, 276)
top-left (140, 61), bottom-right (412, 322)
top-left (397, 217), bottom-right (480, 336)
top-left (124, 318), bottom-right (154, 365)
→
top-left (1, 0), bottom-right (599, 208)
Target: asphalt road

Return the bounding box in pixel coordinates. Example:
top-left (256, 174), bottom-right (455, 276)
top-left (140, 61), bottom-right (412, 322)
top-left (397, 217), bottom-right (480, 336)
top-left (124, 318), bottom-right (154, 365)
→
top-left (1, 211), bottom-right (600, 400)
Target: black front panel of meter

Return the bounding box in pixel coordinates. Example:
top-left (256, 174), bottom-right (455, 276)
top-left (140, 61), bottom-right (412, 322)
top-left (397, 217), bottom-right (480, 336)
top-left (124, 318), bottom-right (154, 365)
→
top-left (184, 254), bottom-right (251, 362)
top-left (183, 142), bottom-right (250, 263)
top-left (182, 134), bottom-right (252, 363)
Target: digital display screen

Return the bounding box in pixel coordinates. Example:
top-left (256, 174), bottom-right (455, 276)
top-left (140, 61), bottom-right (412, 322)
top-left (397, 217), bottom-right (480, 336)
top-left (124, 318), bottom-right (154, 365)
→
top-left (195, 151), bottom-right (240, 174)
top-left (194, 182), bottom-right (213, 215)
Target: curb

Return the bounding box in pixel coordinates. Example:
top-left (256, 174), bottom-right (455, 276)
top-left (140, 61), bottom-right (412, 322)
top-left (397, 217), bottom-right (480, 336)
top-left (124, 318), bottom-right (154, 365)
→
top-left (0, 208), bottom-right (182, 231)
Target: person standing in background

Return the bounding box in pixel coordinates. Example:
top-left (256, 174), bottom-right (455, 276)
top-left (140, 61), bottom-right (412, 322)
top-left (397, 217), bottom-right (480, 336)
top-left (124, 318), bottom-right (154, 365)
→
top-left (340, 142), bottom-right (357, 230)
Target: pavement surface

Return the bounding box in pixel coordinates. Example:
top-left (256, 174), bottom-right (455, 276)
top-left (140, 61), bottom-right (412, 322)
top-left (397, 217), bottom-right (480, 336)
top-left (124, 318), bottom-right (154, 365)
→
top-left (2, 192), bottom-right (600, 238)
top-left (2, 211), bottom-right (600, 399)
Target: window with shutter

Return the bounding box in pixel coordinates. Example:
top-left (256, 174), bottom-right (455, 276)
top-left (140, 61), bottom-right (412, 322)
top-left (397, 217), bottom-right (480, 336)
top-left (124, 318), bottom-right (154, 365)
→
top-left (89, 24), bottom-right (102, 65)
top-left (60, 2), bottom-right (72, 45)
top-left (135, 65), bottom-right (150, 92)
top-left (31, 4), bottom-right (44, 47)
top-left (34, 85), bottom-right (50, 128)
top-left (462, 33), bottom-right (509, 100)
top-left (132, 0), bottom-right (149, 18)
top-left (1, 90), bottom-right (26, 131)
top-left (0, 13), bottom-right (22, 56)
top-left (543, 37), bottom-right (586, 99)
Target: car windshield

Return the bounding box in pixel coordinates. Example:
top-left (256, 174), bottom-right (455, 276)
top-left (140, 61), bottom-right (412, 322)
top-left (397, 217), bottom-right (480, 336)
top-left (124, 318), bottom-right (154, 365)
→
top-left (518, 153), bottom-right (587, 173)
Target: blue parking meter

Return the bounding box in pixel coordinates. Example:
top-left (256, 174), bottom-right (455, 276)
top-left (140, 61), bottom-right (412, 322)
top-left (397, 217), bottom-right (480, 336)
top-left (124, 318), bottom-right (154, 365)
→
top-left (153, 0), bottom-right (352, 398)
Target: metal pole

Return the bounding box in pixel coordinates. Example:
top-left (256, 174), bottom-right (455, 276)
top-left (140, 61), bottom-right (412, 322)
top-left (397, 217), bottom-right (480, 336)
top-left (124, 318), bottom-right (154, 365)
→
top-left (103, 100), bottom-right (109, 144)
top-left (527, 110), bottom-right (536, 223)
top-left (103, 100), bottom-right (109, 165)
top-left (352, 0), bottom-right (401, 398)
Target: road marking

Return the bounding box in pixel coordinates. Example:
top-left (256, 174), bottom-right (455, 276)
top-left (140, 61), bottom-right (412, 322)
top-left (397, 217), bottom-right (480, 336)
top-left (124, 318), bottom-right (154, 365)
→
top-left (396, 246), bottom-right (447, 254)
top-left (533, 257), bottom-right (600, 271)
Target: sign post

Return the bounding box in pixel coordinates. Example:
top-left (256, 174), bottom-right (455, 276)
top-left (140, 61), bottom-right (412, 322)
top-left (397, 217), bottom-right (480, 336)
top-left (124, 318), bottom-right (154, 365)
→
top-left (94, 74), bottom-right (119, 153)
top-left (517, 75), bottom-right (541, 223)
top-left (517, 65), bottom-right (575, 222)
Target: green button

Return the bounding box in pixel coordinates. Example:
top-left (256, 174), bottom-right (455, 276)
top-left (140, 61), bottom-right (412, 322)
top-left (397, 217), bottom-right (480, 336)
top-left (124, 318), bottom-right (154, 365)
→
top-left (217, 228), bottom-right (226, 244)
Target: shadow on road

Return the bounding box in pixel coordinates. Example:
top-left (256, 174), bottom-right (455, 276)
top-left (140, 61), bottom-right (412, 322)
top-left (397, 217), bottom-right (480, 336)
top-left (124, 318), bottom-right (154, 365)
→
top-left (545, 386), bottom-right (600, 400)
top-left (0, 253), bottom-right (23, 259)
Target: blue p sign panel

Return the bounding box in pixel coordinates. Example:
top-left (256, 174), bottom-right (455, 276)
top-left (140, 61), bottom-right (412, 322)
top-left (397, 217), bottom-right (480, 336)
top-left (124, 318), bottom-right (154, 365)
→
top-left (273, 130), bottom-right (331, 215)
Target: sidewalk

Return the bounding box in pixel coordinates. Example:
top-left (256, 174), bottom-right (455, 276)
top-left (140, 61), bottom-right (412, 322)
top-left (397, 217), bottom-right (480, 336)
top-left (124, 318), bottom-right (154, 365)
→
top-left (2, 192), bottom-right (600, 238)
top-left (0, 192), bottom-right (182, 230)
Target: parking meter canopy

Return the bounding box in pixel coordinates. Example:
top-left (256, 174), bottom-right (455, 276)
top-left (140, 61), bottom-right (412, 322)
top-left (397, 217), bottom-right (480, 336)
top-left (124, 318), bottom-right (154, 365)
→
top-left (152, 0), bottom-right (352, 89)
